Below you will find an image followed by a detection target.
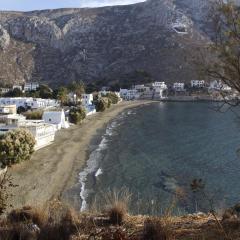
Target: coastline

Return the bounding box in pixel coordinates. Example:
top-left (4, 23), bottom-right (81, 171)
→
top-left (8, 100), bottom-right (154, 211)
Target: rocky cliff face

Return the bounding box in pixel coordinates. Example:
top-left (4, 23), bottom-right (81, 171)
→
top-left (0, 0), bottom-right (211, 86)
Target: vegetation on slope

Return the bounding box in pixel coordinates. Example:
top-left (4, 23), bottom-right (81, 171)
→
top-left (0, 129), bottom-right (35, 166)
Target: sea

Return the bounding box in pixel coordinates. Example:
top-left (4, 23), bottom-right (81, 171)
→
top-left (79, 102), bottom-right (240, 215)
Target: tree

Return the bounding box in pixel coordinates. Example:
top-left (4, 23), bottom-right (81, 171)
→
top-left (38, 84), bottom-right (53, 99)
top-left (17, 106), bottom-right (26, 114)
top-left (198, 1), bottom-right (240, 97)
top-left (69, 106), bottom-right (86, 124)
top-left (0, 129), bottom-right (36, 166)
top-left (106, 92), bottom-right (120, 104)
top-left (68, 81), bottom-right (85, 98)
top-left (4, 88), bottom-right (23, 97)
top-left (57, 87), bottom-right (68, 105)
top-left (94, 97), bottom-right (111, 112)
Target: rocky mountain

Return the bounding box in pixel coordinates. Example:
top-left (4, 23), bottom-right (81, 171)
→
top-left (0, 0), bottom-right (212, 87)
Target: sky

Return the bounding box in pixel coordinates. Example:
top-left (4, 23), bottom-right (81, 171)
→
top-left (0, 0), bottom-right (146, 11)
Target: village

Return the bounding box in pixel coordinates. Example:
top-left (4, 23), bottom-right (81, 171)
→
top-left (0, 79), bottom-right (237, 158)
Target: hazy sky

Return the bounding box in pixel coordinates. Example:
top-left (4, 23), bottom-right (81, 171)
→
top-left (0, 0), bottom-right (146, 11)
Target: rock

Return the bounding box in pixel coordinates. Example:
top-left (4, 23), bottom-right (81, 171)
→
top-left (0, 25), bottom-right (10, 50)
top-left (0, 0), bottom-right (211, 86)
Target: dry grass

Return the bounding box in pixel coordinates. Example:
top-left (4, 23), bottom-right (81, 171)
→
top-left (143, 218), bottom-right (169, 240)
top-left (2, 199), bottom-right (240, 240)
top-left (23, 110), bottom-right (43, 120)
top-left (0, 200), bottom-right (83, 240)
top-left (103, 188), bottom-right (132, 225)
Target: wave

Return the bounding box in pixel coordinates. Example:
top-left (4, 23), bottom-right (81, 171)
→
top-left (95, 168), bottom-right (103, 177)
top-left (79, 116), bottom-right (123, 211)
top-left (79, 109), bottom-right (137, 211)
top-left (79, 147), bottom-right (103, 211)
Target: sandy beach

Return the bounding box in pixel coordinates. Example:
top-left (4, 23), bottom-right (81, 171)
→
top-left (8, 100), bottom-right (154, 211)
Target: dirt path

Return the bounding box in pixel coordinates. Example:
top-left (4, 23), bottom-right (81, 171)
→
top-left (8, 100), bottom-right (154, 210)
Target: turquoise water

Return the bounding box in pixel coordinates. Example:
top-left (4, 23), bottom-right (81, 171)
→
top-left (80, 102), bottom-right (240, 215)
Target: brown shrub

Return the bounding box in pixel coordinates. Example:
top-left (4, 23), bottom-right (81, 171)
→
top-left (103, 188), bottom-right (131, 226)
top-left (108, 204), bottom-right (126, 225)
top-left (5, 203), bottom-right (81, 240)
top-left (143, 218), bottom-right (168, 240)
top-left (7, 206), bottom-right (47, 228)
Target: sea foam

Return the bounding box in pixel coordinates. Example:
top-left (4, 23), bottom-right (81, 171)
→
top-left (79, 109), bottom-right (136, 211)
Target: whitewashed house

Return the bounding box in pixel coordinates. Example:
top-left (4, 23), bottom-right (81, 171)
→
top-left (81, 94), bottom-right (96, 115)
top-left (81, 94), bottom-right (93, 106)
top-left (0, 97), bottom-right (59, 110)
top-left (0, 115), bottom-right (57, 150)
top-left (119, 89), bottom-right (128, 98)
top-left (120, 89), bottom-right (140, 100)
top-left (191, 80), bottom-right (205, 88)
top-left (134, 85), bottom-right (145, 91)
top-left (152, 82), bottom-right (168, 98)
top-left (12, 85), bottom-right (23, 91)
top-left (0, 88), bottom-right (10, 94)
top-left (134, 85), bottom-right (151, 93)
top-left (0, 114), bottom-right (26, 126)
top-left (0, 105), bottom-right (17, 114)
top-left (24, 82), bottom-right (39, 91)
top-left (20, 120), bottom-right (57, 150)
top-left (173, 83), bottom-right (185, 91)
top-left (222, 84), bottom-right (232, 92)
top-left (127, 89), bottom-right (139, 100)
top-left (209, 80), bottom-right (232, 92)
top-left (42, 109), bottom-right (69, 130)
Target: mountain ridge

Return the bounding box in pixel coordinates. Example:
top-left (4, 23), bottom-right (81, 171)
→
top-left (0, 0), bottom-right (209, 87)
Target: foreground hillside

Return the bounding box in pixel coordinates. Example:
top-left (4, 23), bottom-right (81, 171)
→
top-left (1, 200), bottom-right (240, 240)
top-left (0, 0), bottom-right (209, 86)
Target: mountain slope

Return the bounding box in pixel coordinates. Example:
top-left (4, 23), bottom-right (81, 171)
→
top-left (0, 0), bottom-right (210, 86)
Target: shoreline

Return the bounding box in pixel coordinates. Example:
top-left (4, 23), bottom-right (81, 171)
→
top-left (8, 100), bottom-right (154, 211)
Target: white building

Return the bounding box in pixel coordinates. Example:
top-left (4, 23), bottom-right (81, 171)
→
top-left (222, 84), bottom-right (232, 92)
top-left (191, 80), bottom-right (205, 88)
top-left (134, 85), bottom-right (151, 92)
top-left (0, 105), bottom-right (17, 114)
top-left (0, 88), bottom-right (10, 94)
top-left (0, 114), bottom-right (57, 150)
top-left (127, 89), bottom-right (139, 100)
top-left (0, 114), bottom-right (26, 126)
top-left (119, 89), bottom-right (128, 98)
top-left (134, 85), bottom-right (145, 91)
top-left (209, 80), bottom-right (232, 92)
top-left (81, 94), bottom-right (93, 106)
top-left (152, 82), bottom-right (168, 98)
top-left (173, 83), bottom-right (185, 91)
top-left (21, 121), bottom-right (57, 150)
top-left (0, 97), bottom-right (59, 110)
top-left (42, 109), bottom-right (69, 130)
top-left (12, 85), bottom-right (23, 91)
top-left (120, 89), bottom-right (141, 100)
top-left (24, 82), bottom-right (39, 91)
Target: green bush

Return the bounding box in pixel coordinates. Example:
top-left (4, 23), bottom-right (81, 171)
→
top-left (106, 92), bottom-right (120, 104)
top-left (0, 129), bottom-right (36, 166)
top-left (69, 106), bottom-right (86, 124)
top-left (95, 98), bottom-right (109, 112)
top-left (24, 110), bottom-right (43, 120)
